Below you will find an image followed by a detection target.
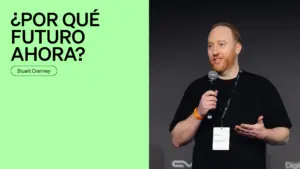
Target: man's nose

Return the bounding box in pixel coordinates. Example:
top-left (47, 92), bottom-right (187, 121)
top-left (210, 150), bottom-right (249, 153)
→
top-left (213, 47), bottom-right (219, 55)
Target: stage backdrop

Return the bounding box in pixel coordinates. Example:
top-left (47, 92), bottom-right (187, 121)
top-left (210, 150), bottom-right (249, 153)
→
top-left (150, 2), bottom-right (299, 169)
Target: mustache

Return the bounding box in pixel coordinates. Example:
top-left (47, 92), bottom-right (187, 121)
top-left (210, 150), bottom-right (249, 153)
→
top-left (212, 53), bottom-right (224, 58)
top-left (212, 57), bottom-right (223, 59)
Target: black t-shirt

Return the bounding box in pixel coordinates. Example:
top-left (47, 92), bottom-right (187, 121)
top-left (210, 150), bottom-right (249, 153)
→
top-left (169, 70), bottom-right (292, 169)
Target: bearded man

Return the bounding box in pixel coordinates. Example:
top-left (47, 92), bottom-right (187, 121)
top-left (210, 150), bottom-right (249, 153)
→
top-left (169, 22), bottom-right (292, 169)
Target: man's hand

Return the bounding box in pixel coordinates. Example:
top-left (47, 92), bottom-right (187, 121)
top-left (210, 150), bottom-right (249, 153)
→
top-left (235, 116), bottom-right (267, 140)
top-left (197, 90), bottom-right (218, 116)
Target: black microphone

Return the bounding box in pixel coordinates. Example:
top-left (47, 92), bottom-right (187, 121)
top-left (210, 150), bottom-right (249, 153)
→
top-left (208, 70), bottom-right (218, 91)
top-left (207, 70), bottom-right (219, 119)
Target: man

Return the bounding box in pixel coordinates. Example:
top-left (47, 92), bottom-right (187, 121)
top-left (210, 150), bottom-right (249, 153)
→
top-left (169, 22), bottom-right (292, 169)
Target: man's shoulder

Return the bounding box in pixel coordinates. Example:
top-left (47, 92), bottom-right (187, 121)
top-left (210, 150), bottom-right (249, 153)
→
top-left (242, 70), bottom-right (266, 80)
top-left (182, 75), bottom-right (209, 92)
top-left (241, 70), bottom-right (276, 88)
top-left (242, 70), bottom-right (271, 82)
top-left (188, 75), bottom-right (209, 87)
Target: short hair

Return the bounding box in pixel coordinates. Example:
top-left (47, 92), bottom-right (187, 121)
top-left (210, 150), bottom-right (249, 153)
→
top-left (210, 22), bottom-right (241, 44)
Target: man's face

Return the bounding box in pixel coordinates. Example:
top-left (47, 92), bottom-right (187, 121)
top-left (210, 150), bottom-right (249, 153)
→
top-left (207, 26), bottom-right (240, 73)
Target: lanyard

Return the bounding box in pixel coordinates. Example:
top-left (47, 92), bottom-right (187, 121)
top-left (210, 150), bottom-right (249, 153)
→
top-left (220, 69), bottom-right (242, 127)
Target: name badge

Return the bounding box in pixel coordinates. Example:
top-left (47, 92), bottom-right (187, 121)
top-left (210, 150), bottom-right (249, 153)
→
top-left (212, 127), bottom-right (230, 151)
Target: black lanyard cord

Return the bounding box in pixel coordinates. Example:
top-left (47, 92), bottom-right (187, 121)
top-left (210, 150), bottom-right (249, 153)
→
top-left (220, 69), bottom-right (242, 127)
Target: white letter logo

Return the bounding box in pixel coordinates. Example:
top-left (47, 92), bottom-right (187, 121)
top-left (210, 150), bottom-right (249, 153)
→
top-left (172, 160), bottom-right (192, 168)
top-left (285, 161), bottom-right (300, 169)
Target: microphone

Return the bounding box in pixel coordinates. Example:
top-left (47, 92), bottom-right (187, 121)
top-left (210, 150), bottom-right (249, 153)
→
top-left (208, 70), bottom-right (218, 90)
top-left (207, 71), bottom-right (219, 119)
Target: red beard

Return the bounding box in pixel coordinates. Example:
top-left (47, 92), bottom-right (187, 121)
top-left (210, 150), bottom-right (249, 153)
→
top-left (209, 50), bottom-right (237, 73)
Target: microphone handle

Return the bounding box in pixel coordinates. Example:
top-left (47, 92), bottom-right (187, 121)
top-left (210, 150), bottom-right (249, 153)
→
top-left (210, 80), bottom-right (217, 91)
top-left (206, 81), bottom-right (217, 119)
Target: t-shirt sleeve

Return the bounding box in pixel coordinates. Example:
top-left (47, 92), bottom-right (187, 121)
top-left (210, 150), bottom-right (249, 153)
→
top-left (262, 80), bottom-right (292, 129)
top-left (169, 83), bottom-right (198, 132)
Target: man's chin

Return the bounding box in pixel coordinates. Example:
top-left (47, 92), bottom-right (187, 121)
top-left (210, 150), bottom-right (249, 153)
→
top-left (211, 65), bottom-right (225, 73)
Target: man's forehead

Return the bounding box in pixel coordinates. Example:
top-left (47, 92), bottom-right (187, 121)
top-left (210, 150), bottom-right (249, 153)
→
top-left (208, 26), bottom-right (233, 42)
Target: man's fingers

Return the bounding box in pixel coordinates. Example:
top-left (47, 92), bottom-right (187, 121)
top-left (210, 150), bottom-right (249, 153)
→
top-left (204, 102), bottom-right (217, 110)
top-left (240, 124), bottom-right (254, 130)
top-left (235, 125), bottom-right (251, 133)
top-left (205, 96), bottom-right (218, 102)
top-left (236, 129), bottom-right (248, 136)
top-left (237, 130), bottom-right (255, 138)
top-left (235, 127), bottom-right (250, 136)
top-left (235, 126), bottom-right (256, 137)
top-left (236, 129), bottom-right (256, 138)
top-left (204, 101), bottom-right (217, 106)
top-left (204, 90), bottom-right (218, 97)
top-left (257, 116), bottom-right (264, 124)
top-left (205, 105), bottom-right (216, 110)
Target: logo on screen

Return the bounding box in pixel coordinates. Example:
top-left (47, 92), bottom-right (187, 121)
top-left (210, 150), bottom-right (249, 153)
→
top-left (172, 160), bottom-right (192, 168)
top-left (285, 161), bottom-right (300, 169)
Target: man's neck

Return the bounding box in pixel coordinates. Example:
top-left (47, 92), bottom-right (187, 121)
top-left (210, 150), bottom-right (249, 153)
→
top-left (218, 65), bottom-right (240, 80)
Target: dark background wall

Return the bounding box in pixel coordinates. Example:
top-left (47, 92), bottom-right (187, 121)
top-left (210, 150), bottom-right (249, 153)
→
top-left (150, 1), bottom-right (300, 169)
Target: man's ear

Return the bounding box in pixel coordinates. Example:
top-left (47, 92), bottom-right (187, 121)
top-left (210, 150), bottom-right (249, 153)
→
top-left (235, 43), bottom-right (242, 55)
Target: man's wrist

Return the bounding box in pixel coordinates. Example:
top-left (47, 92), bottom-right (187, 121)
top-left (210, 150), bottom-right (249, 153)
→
top-left (262, 128), bottom-right (271, 142)
top-left (193, 107), bottom-right (204, 120)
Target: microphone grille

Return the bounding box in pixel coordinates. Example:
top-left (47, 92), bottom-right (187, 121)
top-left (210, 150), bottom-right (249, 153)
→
top-left (208, 71), bottom-right (219, 81)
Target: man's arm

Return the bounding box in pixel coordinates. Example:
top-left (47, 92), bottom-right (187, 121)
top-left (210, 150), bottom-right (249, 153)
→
top-left (235, 116), bottom-right (291, 145)
top-left (264, 127), bottom-right (290, 145)
top-left (171, 113), bottom-right (202, 147)
top-left (261, 79), bottom-right (293, 145)
top-left (170, 90), bottom-right (218, 148)
top-left (235, 79), bottom-right (292, 144)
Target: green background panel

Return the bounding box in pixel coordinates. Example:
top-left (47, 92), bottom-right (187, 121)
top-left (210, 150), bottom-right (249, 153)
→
top-left (0, 0), bottom-right (149, 168)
